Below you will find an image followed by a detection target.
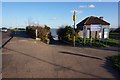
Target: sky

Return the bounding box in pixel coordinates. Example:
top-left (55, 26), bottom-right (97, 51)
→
top-left (1, 0), bottom-right (120, 2)
top-left (2, 2), bottom-right (119, 28)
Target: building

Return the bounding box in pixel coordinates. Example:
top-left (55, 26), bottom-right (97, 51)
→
top-left (76, 16), bottom-right (110, 39)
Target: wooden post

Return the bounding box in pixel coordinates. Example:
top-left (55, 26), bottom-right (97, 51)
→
top-left (83, 26), bottom-right (86, 46)
top-left (36, 29), bottom-right (37, 40)
top-left (83, 37), bottom-right (86, 46)
top-left (95, 31), bottom-right (97, 39)
top-left (73, 35), bottom-right (75, 47)
top-left (90, 31), bottom-right (92, 46)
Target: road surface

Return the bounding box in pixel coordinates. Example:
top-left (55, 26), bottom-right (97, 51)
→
top-left (2, 31), bottom-right (120, 78)
top-left (0, 30), bottom-right (12, 47)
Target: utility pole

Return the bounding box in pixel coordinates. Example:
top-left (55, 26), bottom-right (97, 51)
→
top-left (73, 11), bottom-right (76, 47)
top-left (73, 11), bottom-right (76, 30)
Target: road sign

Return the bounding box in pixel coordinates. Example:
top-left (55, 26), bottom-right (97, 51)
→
top-left (73, 15), bottom-right (76, 21)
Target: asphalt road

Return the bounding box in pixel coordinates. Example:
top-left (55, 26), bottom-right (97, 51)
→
top-left (0, 30), bottom-right (12, 47)
top-left (0, 30), bottom-right (12, 76)
top-left (2, 31), bottom-right (120, 78)
top-left (2, 30), bottom-right (12, 39)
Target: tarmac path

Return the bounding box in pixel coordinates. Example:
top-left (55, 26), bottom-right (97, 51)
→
top-left (2, 31), bottom-right (120, 78)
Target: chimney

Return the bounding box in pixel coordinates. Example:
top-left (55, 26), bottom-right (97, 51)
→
top-left (99, 16), bottom-right (103, 20)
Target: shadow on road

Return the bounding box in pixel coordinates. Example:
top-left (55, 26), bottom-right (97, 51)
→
top-left (59, 51), bottom-right (103, 60)
top-left (102, 56), bottom-right (120, 79)
top-left (60, 51), bottom-right (120, 79)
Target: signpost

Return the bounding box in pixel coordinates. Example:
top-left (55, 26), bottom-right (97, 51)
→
top-left (83, 26), bottom-right (87, 45)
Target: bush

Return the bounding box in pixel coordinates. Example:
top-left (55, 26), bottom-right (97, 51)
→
top-left (75, 37), bottom-right (83, 44)
top-left (57, 25), bottom-right (74, 41)
top-left (26, 25), bottom-right (52, 44)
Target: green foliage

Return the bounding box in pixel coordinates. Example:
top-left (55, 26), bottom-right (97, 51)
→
top-left (57, 25), bottom-right (74, 41)
top-left (26, 26), bottom-right (36, 38)
top-left (26, 25), bottom-right (52, 44)
top-left (44, 25), bottom-right (50, 30)
top-left (111, 55), bottom-right (120, 72)
top-left (75, 37), bottom-right (83, 46)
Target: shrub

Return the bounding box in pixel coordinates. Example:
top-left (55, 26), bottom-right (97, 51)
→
top-left (57, 25), bottom-right (74, 41)
top-left (26, 26), bottom-right (36, 38)
top-left (26, 25), bottom-right (52, 44)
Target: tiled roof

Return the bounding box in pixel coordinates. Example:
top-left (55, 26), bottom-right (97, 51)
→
top-left (77, 16), bottom-right (110, 26)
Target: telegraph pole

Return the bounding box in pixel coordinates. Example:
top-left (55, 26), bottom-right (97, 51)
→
top-left (73, 11), bottom-right (76, 47)
top-left (73, 11), bottom-right (76, 30)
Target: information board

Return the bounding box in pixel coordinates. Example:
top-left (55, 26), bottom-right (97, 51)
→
top-left (90, 25), bottom-right (102, 31)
